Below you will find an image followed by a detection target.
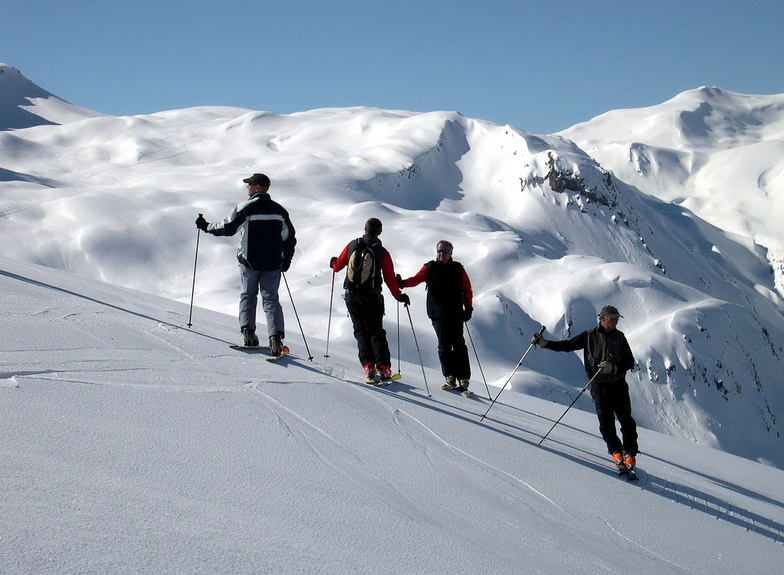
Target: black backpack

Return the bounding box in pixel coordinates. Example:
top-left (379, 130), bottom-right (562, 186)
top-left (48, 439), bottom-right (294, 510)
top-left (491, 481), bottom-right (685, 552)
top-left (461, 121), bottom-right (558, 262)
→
top-left (346, 238), bottom-right (376, 291)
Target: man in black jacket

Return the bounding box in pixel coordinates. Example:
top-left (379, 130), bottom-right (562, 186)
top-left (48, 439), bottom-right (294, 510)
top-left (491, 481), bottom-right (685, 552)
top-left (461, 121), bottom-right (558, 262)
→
top-left (398, 240), bottom-right (474, 393)
top-left (532, 305), bottom-right (638, 468)
top-left (196, 173), bottom-right (296, 355)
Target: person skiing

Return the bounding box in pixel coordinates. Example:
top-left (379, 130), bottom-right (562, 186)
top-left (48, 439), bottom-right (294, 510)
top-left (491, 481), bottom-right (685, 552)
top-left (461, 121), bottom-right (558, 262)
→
top-left (195, 173), bottom-right (296, 356)
top-left (397, 240), bottom-right (474, 394)
top-left (329, 218), bottom-right (409, 383)
top-left (531, 305), bottom-right (638, 469)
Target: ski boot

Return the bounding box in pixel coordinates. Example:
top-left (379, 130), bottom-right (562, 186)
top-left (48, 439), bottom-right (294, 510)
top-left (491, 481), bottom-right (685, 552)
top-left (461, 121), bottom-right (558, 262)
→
top-left (269, 333), bottom-right (284, 357)
top-left (377, 365), bottom-right (393, 384)
top-left (242, 326), bottom-right (259, 347)
top-left (441, 376), bottom-right (457, 391)
top-left (612, 452), bottom-right (628, 473)
top-left (457, 379), bottom-right (475, 397)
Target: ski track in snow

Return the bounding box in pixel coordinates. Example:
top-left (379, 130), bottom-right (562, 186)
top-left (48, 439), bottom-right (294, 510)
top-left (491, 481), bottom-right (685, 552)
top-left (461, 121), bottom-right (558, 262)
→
top-left (387, 406), bottom-right (566, 512)
top-left (247, 385), bottom-right (463, 527)
top-left (246, 383), bottom-right (573, 569)
top-left (601, 518), bottom-right (690, 573)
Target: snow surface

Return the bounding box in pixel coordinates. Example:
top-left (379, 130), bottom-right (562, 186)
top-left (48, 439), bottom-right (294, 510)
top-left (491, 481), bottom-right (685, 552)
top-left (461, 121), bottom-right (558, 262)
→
top-left (2, 256), bottom-right (783, 574)
top-left (1, 67), bottom-right (784, 572)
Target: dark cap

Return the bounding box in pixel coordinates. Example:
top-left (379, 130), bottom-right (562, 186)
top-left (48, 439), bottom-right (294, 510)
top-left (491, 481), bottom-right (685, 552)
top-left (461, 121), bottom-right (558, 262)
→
top-left (243, 173), bottom-right (271, 187)
top-left (598, 305), bottom-right (623, 318)
top-left (364, 217), bottom-right (382, 236)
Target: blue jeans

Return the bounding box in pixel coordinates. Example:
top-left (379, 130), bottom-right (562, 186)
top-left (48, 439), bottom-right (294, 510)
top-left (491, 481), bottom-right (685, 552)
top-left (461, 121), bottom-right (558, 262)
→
top-left (239, 265), bottom-right (284, 338)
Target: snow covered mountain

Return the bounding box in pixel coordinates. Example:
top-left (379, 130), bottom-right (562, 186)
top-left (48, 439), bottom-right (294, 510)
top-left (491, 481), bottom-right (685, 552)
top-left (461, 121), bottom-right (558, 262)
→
top-left (2, 256), bottom-right (783, 573)
top-left (1, 67), bottom-right (782, 471)
top-left (560, 86), bottom-right (784, 299)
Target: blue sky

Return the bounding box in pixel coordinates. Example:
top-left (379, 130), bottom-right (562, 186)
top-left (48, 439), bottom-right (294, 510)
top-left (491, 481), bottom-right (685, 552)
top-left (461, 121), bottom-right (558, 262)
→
top-left (3, 0), bottom-right (783, 134)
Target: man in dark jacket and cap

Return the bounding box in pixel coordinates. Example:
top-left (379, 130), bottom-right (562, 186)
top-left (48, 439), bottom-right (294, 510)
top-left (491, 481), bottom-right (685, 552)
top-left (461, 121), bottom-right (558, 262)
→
top-left (532, 305), bottom-right (638, 469)
top-left (398, 240), bottom-right (474, 394)
top-left (196, 173), bottom-right (296, 356)
top-left (330, 218), bottom-right (409, 383)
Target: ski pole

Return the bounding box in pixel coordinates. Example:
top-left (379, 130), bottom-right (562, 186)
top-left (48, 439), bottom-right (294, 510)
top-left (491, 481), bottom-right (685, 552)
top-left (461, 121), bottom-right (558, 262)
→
top-left (282, 272), bottom-right (313, 361)
top-left (480, 325), bottom-right (545, 422)
top-left (187, 216), bottom-right (202, 328)
top-left (538, 366), bottom-right (603, 446)
top-left (404, 303), bottom-right (431, 397)
top-left (465, 323), bottom-right (491, 400)
top-left (324, 269), bottom-right (335, 358)
top-left (395, 301), bottom-right (401, 378)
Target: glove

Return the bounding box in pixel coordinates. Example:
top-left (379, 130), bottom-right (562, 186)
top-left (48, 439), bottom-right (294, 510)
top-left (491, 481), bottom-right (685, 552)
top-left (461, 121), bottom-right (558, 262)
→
top-left (398, 293), bottom-right (411, 306)
top-left (463, 306), bottom-right (473, 322)
top-left (531, 332), bottom-right (549, 348)
top-left (281, 259), bottom-right (291, 272)
top-left (329, 256), bottom-right (337, 269)
top-left (396, 274), bottom-right (405, 289)
top-left (195, 214), bottom-right (209, 231)
top-left (598, 360), bottom-right (616, 375)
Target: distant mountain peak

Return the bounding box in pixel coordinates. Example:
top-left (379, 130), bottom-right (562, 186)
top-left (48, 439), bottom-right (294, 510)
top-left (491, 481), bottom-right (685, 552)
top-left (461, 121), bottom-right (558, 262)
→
top-left (695, 85), bottom-right (725, 98)
top-left (0, 64), bottom-right (100, 130)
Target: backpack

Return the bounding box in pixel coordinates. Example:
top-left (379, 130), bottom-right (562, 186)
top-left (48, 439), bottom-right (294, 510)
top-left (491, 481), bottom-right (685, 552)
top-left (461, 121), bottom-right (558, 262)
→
top-left (346, 238), bottom-right (376, 291)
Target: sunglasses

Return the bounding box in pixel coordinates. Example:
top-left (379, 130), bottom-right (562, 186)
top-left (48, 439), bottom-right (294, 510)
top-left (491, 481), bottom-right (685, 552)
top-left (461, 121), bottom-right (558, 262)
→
top-left (436, 249), bottom-right (452, 253)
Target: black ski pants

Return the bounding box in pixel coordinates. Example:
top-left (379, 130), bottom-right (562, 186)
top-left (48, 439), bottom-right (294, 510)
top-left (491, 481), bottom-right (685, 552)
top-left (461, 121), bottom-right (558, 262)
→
top-left (345, 290), bottom-right (391, 368)
top-left (590, 381), bottom-right (638, 455)
top-left (431, 318), bottom-right (471, 380)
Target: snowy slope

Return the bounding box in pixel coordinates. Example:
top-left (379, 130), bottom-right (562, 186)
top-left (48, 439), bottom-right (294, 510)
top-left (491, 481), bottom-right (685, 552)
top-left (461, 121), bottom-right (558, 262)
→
top-left (1, 256), bottom-right (783, 574)
top-left (0, 68), bottom-right (782, 470)
top-left (560, 86), bottom-right (784, 297)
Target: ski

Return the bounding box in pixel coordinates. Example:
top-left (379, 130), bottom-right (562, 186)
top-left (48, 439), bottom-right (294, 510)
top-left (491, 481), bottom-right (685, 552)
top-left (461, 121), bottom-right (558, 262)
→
top-left (229, 344), bottom-right (290, 362)
top-left (615, 464), bottom-right (639, 482)
top-left (622, 468), bottom-right (639, 482)
top-left (362, 369), bottom-right (400, 387)
top-left (265, 350), bottom-right (290, 363)
top-left (362, 375), bottom-right (394, 387)
top-left (442, 385), bottom-right (476, 398)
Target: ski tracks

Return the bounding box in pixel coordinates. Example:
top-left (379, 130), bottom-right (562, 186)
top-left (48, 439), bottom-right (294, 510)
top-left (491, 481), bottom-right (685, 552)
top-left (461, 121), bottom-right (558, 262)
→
top-left (248, 386), bottom-right (448, 526)
top-left (601, 518), bottom-right (690, 573)
top-left (248, 385), bottom-right (569, 570)
top-left (389, 406), bottom-right (566, 512)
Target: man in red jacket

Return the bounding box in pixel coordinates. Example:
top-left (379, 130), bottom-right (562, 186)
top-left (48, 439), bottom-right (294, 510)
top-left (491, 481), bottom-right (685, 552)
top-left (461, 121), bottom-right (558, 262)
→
top-left (398, 240), bottom-right (473, 393)
top-left (330, 218), bottom-right (409, 383)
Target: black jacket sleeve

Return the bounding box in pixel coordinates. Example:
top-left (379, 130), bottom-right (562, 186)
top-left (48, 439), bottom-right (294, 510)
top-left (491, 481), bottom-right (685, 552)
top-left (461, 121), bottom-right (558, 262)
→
top-left (546, 330), bottom-right (588, 353)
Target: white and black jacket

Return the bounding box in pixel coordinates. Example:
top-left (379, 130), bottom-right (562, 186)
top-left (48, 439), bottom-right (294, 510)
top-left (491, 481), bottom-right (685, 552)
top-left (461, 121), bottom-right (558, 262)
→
top-left (207, 192), bottom-right (296, 272)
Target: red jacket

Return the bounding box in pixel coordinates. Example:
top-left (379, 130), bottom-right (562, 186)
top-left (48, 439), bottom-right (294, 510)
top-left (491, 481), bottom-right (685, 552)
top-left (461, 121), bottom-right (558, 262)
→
top-left (331, 236), bottom-right (403, 299)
